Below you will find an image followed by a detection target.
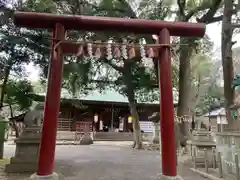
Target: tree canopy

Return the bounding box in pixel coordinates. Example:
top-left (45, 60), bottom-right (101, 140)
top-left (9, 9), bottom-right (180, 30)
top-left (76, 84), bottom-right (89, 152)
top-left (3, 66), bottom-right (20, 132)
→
top-left (0, 0), bottom-right (229, 144)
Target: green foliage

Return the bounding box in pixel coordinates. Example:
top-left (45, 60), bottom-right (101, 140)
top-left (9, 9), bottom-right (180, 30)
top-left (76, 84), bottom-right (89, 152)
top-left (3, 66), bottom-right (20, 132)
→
top-left (172, 65), bottom-right (179, 89)
top-left (109, 57), bottom-right (157, 101)
top-left (4, 80), bottom-right (34, 110)
top-left (0, 0), bottom-right (179, 104)
top-left (23, 0), bottom-right (57, 13)
top-left (62, 57), bottom-right (94, 96)
top-left (195, 83), bottom-right (224, 115)
top-left (21, 0), bottom-right (57, 77)
top-left (232, 75), bottom-right (240, 89)
top-left (0, 20), bottom-right (32, 73)
top-left (231, 108), bottom-right (238, 120)
top-left (59, 0), bottom-right (176, 103)
top-left (138, 0), bottom-right (172, 20)
top-left (0, 4), bottom-right (36, 111)
top-left (0, 0), bottom-right (56, 79)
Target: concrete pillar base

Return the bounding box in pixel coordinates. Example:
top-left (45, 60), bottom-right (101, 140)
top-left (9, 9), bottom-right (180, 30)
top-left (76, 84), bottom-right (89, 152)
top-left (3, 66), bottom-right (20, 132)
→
top-left (29, 172), bottom-right (59, 180)
top-left (157, 174), bottom-right (184, 180)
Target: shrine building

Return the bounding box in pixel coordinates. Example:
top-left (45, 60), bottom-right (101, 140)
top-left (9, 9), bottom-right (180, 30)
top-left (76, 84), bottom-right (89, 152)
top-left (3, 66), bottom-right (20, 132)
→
top-left (32, 90), bottom-right (169, 133)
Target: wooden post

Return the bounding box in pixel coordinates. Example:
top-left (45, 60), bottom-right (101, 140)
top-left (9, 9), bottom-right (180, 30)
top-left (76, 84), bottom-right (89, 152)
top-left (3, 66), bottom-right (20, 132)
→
top-left (212, 147), bottom-right (216, 169)
top-left (159, 29), bottom-right (177, 177)
top-left (235, 154), bottom-right (240, 180)
top-left (190, 144), bottom-right (193, 158)
top-left (218, 151), bottom-right (223, 178)
top-left (204, 149), bottom-right (208, 173)
top-left (111, 104), bottom-right (114, 131)
top-left (37, 23), bottom-right (65, 176)
top-left (193, 148), bottom-right (197, 169)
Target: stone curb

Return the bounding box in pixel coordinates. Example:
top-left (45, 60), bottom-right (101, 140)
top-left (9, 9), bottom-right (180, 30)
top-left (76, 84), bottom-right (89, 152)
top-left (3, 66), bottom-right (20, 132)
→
top-left (189, 168), bottom-right (224, 180)
top-left (29, 172), bottom-right (59, 180)
top-left (6, 142), bottom-right (76, 146)
top-left (6, 141), bottom-right (134, 146)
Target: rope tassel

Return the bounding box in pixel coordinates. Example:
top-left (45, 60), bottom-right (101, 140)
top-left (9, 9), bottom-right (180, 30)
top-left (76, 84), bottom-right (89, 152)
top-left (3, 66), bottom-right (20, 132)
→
top-left (106, 43), bottom-right (113, 60)
top-left (87, 43), bottom-right (93, 58)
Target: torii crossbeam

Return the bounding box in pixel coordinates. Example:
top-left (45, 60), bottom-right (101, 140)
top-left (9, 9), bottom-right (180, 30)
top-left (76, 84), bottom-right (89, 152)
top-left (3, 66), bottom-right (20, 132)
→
top-left (13, 11), bottom-right (205, 180)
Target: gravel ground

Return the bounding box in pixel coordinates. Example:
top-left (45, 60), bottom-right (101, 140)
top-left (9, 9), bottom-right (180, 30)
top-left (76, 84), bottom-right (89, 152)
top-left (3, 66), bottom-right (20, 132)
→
top-left (1, 142), bottom-right (209, 180)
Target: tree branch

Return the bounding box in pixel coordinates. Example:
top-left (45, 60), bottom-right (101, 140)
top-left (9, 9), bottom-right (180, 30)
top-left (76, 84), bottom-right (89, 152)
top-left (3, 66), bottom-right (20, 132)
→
top-left (196, 0), bottom-right (222, 24)
top-left (185, 1), bottom-right (213, 21)
top-left (177, 0), bottom-right (186, 17)
top-left (202, 15), bottom-right (223, 24)
top-left (99, 58), bottom-right (124, 73)
top-left (231, 24), bottom-right (240, 29)
top-left (117, 0), bottom-right (137, 18)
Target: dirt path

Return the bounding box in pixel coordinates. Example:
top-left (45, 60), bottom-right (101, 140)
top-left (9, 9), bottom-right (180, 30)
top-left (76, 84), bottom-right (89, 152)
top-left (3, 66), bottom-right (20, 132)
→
top-left (1, 143), bottom-right (211, 180)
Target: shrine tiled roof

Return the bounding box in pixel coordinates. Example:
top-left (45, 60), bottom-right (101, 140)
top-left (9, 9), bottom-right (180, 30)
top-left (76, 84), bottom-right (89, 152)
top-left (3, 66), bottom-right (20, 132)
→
top-left (80, 90), bottom-right (158, 104)
top-left (36, 88), bottom-right (178, 105)
top-left (203, 108), bottom-right (225, 117)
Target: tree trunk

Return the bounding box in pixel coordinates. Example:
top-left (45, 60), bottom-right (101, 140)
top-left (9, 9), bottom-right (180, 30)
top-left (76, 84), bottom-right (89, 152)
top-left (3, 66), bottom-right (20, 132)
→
top-left (177, 38), bottom-right (196, 146)
top-left (9, 104), bottom-right (20, 138)
top-left (221, 0), bottom-right (234, 126)
top-left (0, 64), bottom-right (11, 110)
top-left (128, 101), bottom-right (142, 149)
top-left (126, 84), bottom-right (142, 149)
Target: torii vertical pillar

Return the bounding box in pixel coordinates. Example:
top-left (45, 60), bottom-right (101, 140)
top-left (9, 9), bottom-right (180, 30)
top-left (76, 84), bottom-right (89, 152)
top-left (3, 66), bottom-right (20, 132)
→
top-left (30, 23), bottom-right (65, 179)
top-left (158, 29), bottom-right (179, 179)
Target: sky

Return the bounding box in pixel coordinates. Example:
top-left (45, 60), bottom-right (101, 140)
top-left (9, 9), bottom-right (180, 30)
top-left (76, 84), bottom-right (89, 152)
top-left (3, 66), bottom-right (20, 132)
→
top-left (25, 21), bottom-right (234, 82)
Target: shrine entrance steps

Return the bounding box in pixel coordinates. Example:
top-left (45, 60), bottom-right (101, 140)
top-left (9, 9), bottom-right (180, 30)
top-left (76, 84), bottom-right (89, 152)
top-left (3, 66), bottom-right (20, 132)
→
top-left (56, 131), bottom-right (75, 141)
top-left (55, 131), bottom-right (133, 142)
top-left (94, 132), bottom-right (134, 141)
top-left (55, 131), bottom-right (152, 142)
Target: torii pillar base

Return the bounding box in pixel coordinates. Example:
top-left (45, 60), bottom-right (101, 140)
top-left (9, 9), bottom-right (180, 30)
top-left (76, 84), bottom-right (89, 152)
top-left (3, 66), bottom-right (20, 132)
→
top-left (157, 174), bottom-right (184, 180)
top-left (29, 172), bottom-right (59, 180)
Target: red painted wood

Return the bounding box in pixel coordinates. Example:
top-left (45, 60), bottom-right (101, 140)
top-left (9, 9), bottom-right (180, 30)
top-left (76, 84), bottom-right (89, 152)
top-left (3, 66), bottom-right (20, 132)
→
top-left (158, 29), bottom-right (177, 176)
top-left (12, 11), bottom-right (206, 178)
top-left (13, 11), bottom-right (205, 37)
top-left (36, 23), bottom-right (65, 176)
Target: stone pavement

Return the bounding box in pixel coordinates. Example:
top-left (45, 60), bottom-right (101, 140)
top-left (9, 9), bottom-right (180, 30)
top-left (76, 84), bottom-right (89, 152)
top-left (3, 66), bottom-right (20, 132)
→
top-left (1, 142), bottom-right (209, 180)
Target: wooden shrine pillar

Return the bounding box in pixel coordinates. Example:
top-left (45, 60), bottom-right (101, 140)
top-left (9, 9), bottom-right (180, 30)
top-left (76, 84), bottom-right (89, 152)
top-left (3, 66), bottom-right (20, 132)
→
top-left (36, 23), bottom-right (65, 177)
top-left (158, 29), bottom-right (177, 176)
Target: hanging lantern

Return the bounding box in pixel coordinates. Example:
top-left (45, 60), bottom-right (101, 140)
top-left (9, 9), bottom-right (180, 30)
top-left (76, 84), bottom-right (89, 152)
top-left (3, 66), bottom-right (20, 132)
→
top-left (128, 116), bottom-right (132, 123)
top-left (94, 114), bottom-right (99, 123)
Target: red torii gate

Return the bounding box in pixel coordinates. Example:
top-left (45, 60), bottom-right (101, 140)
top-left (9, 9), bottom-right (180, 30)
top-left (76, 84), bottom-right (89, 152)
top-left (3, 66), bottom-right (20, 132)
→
top-left (13, 11), bottom-right (205, 179)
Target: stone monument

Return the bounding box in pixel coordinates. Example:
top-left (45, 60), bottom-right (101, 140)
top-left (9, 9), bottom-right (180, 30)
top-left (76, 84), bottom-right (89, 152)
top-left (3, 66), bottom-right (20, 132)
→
top-left (5, 103), bottom-right (44, 173)
top-left (187, 128), bottom-right (216, 157)
top-left (148, 112), bottom-right (160, 144)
